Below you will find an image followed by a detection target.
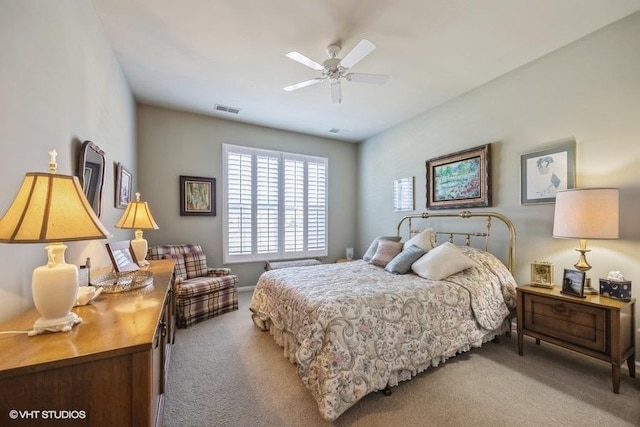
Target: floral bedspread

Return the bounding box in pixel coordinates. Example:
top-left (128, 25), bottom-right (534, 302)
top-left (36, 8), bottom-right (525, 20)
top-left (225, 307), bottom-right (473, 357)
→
top-left (250, 247), bottom-right (517, 421)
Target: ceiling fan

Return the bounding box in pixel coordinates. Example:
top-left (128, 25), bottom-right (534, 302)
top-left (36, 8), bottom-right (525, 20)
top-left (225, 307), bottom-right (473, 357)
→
top-left (283, 39), bottom-right (388, 104)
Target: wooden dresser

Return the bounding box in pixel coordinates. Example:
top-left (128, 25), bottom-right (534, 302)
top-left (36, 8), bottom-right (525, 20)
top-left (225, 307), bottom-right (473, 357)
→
top-left (0, 259), bottom-right (175, 427)
top-left (516, 284), bottom-right (635, 393)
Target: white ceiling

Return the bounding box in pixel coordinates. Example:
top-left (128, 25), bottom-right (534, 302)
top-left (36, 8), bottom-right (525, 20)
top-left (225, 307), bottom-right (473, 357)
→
top-left (92, 0), bottom-right (640, 142)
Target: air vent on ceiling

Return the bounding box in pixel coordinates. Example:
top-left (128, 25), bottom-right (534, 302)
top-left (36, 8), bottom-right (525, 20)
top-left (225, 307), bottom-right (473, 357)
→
top-left (329, 128), bottom-right (349, 134)
top-left (214, 104), bottom-right (241, 114)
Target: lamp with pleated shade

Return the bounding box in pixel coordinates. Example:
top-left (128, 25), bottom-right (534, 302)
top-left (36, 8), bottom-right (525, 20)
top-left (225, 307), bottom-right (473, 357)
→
top-left (115, 192), bottom-right (159, 266)
top-left (0, 150), bottom-right (111, 335)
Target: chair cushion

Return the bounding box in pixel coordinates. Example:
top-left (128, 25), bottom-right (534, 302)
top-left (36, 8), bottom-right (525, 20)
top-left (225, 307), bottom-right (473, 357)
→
top-left (177, 275), bottom-right (239, 297)
top-left (184, 250), bottom-right (209, 279)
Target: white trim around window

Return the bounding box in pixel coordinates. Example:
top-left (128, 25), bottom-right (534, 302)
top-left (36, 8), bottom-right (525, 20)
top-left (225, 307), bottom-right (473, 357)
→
top-left (222, 144), bottom-right (328, 263)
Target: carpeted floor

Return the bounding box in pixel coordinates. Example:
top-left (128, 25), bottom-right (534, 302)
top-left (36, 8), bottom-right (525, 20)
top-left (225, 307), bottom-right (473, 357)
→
top-left (163, 290), bottom-right (640, 426)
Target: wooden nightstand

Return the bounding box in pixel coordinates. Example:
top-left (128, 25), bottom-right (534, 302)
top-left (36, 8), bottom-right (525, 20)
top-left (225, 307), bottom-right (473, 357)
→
top-left (516, 284), bottom-right (635, 393)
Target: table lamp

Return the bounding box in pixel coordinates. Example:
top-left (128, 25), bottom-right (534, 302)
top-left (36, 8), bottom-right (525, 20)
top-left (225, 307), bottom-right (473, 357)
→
top-left (0, 150), bottom-right (111, 335)
top-left (115, 192), bottom-right (159, 266)
top-left (553, 188), bottom-right (619, 294)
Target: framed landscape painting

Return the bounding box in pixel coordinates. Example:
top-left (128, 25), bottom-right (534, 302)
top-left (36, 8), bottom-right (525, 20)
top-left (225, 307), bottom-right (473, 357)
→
top-left (426, 144), bottom-right (491, 209)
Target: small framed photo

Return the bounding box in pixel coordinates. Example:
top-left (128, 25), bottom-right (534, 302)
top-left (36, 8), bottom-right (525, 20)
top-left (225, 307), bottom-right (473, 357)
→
top-left (115, 163), bottom-right (133, 209)
top-left (426, 144), bottom-right (491, 209)
top-left (530, 261), bottom-right (554, 288)
top-left (561, 268), bottom-right (586, 298)
top-left (105, 241), bottom-right (139, 273)
top-left (180, 175), bottom-right (216, 216)
top-left (521, 140), bottom-right (576, 205)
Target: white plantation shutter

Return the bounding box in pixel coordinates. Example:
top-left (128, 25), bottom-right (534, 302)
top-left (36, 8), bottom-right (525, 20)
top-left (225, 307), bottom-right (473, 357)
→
top-left (223, 144), bottom-right (328, 263)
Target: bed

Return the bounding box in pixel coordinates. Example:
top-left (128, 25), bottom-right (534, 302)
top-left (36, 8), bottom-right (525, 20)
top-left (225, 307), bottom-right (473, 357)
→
top-left (249, 211), bottom-right (517, 421)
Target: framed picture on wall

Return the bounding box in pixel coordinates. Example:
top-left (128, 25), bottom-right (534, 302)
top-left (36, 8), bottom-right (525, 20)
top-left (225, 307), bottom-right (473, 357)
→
top-left (115, 163), bottom-right (133, 209)
top-left (426, 144), bottom-right (491, 209)
top-left (180, 175), bottom-right (216, 216)
top-left (520, 140), bottom-right (576, 205)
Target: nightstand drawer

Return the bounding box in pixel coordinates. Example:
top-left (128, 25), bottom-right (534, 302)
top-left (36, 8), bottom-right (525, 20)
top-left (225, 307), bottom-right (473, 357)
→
top-left (524, 294), bottom-right (607, 352)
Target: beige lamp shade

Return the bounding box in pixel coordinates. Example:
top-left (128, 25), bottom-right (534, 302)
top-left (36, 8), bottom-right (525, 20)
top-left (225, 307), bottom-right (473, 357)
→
top-left (553, 188), bottom-right (619, 240)
top-left (0, 172), bottom-right (111, 243)
top-left (115, 192), bottom-right (159, 230)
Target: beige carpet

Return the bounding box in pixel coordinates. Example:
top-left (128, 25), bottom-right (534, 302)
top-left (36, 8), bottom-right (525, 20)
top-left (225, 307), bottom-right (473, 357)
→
top-left (163, 290), bottom-right (640, 427)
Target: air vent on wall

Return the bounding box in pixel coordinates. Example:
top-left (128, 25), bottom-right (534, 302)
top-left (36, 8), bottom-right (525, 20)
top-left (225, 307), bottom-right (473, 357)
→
top-left (214, 104), bottom-right (241, 114)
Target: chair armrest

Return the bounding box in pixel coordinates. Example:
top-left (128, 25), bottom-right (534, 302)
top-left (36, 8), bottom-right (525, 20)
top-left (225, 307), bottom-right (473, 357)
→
top-left (206, 267), bottom-right (232, 277)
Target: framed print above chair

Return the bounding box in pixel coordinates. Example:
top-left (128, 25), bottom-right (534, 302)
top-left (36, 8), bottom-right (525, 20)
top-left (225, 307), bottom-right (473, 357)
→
top-left (180, 175), bottom-right (216, 216)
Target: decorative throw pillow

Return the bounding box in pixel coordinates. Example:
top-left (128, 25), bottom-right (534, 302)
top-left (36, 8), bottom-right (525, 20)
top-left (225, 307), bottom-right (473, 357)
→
top-left (369, 240), bottom-right (403, 268)
top-left (162, 253), bottom-right (187, 280)
top-left (184, 250), bottom-right (209, 279)
top-left (385, 244), bottom-right (426, 274)
top-left (362, 235), bottom-right (402, 261)
top-left (403, 228), bottom-right (437, 252)
top-left (411, 242), bottom-right (477, 280)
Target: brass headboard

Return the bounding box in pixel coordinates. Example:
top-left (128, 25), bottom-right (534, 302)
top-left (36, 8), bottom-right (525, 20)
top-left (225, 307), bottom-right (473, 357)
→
top-left (396, 211), bottom-right (516, 273)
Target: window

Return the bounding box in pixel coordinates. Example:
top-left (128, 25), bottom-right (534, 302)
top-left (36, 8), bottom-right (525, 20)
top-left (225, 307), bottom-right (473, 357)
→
top-left (223, 144), bottom-right (328, 263)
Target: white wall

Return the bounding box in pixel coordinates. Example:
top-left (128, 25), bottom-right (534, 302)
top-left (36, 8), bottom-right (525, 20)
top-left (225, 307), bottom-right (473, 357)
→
top-left (0, 1), bottom-right (136, 322)
top-left (136, 105), bottom-right (358, 288)
top-left (358, 12), bottom-right (640, 355)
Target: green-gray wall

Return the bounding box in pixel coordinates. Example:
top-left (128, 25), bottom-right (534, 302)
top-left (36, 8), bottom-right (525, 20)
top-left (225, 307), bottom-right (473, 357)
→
top-left (358, 12), bottom-right (640, 350)
top-left (0, 1), bottom-right (136, 323)
top-left (136, 105), bottom-right (358, 288)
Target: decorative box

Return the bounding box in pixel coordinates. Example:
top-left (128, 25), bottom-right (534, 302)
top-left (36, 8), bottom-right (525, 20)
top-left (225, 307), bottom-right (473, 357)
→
top-left (599, 279), bottom-right (632, 301)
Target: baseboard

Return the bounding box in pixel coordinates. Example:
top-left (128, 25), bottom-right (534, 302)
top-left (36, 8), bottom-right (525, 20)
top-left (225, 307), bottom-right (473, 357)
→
top-left (237, 286), bottom-right (255, 293)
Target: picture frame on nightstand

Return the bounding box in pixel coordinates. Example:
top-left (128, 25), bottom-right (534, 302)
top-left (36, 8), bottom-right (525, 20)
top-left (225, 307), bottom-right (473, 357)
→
top-left (561, 268), bottom-right (586, 298)
top-left (530, 261), bottom-right (554, 288)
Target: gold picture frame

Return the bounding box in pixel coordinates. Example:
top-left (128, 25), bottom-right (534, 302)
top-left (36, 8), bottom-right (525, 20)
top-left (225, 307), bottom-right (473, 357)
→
top-left (530, 261), bottom-right (554, 288)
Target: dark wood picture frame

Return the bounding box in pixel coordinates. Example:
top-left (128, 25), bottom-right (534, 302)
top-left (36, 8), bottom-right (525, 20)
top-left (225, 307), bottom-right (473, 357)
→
top-left (561, 268), bottom-right (586, 298)
top-left (115, 163), bottom-right (133, 209)
top-left (426, 144), bottom-right (491, 209)
top-left (521, 140), bottom-right (576, 205)
top-left (106, 240), bottom-right (139, 273)
top-left (180, 175), bottom-right (216, 216)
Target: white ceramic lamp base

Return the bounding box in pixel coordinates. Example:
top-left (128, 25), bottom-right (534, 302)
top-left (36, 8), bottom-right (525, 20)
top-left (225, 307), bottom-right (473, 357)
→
top-left (29, 243), bottom-right (82, 336)
top-left (131, 230), bottom-right (149, 266)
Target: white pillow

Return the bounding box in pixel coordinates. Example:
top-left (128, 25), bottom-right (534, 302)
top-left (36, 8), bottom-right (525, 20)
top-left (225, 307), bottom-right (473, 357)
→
top-left (411, 242), bottom-right (476, 280)
top-left (403, 228), bottom-right (436, 252)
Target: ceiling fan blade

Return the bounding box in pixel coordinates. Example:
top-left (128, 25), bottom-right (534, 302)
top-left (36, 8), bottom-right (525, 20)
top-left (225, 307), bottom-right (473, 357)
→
top-left (346, 73), bottom-right (388, 85)
top-left (331, 80), bottom-right (342, 104)
top-left (339, 39), bottom-right (376, 70)
top-left (283, 77), bottom-right (325, 92)
top-left (285, 51), bottom-right (325, 71)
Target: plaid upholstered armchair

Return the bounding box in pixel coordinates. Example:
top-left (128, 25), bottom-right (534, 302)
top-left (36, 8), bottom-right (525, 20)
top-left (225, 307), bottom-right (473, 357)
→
top-left (147, 244), bottom-right (238, 328)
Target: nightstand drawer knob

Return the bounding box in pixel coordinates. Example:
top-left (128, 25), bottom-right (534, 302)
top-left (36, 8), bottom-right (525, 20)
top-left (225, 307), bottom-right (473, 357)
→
top-left (553, 304), bottom-right (567, 314)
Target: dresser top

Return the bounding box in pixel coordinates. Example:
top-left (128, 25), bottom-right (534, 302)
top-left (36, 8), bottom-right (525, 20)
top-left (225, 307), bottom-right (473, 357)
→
top-left (0, 259), bottom-right (174, 375)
